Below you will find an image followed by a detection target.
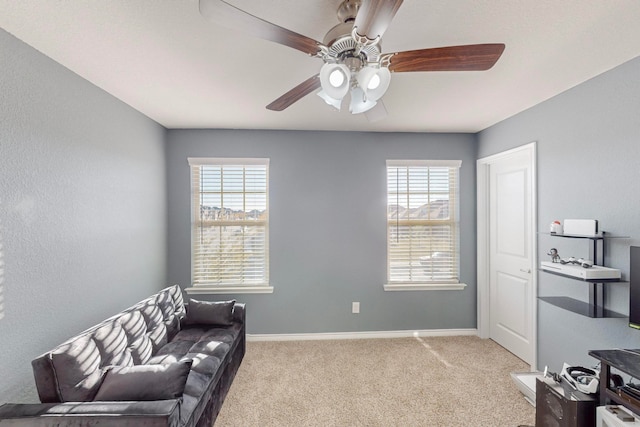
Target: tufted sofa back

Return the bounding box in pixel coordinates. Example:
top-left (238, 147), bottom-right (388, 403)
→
top-left (31, 285), bottom-right (186, 403)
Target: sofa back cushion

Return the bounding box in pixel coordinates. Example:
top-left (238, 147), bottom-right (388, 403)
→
top-left (167, 285), bottom-right (186, 319)
top-left (49, 335), bottom-right (105, 402)
top-left (157, 286), bottom-right (186, 340)
top-left (140, 301), bottom-right (164, 330)
top-left (140, 301), bottom-right (169, 353)
top-left (120, 310), bottom-right (154, 365)
top-left (32, 285), bottom-right (189, 403)
top-left (156, 290), bottom-right (175, 320)
top-left (92, 322), bottom-right (134, 367)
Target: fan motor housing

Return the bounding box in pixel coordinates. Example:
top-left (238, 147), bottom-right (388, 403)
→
top-left (336, 0), bottom-right (361, 23)
top-left (321, 0), bottom-right (380, 68)
top-left (323, 23), bottom-right (381, 66)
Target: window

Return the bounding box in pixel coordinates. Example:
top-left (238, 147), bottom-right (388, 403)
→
top-left (385, 160), bottom-right (465, 291)
top-left (187, 158), bottom-right (271, 294)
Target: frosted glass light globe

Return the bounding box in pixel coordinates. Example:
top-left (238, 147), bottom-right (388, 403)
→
top-left (329, 69), bottom-right (346, 87)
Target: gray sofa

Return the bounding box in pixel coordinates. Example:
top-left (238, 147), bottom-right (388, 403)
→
top-left (0, 285), bottom-right (245, 427)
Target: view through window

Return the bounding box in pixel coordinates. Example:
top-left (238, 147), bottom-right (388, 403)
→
top-left (189, 158), bottom-right (269, 288)
top-left (387, 160), bottom-right (461, 284)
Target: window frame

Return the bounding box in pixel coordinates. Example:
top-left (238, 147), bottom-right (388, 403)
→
top-left (185, 157), bottom-right (272, 295)
top-left (384, 159), bottom-right (466, 292)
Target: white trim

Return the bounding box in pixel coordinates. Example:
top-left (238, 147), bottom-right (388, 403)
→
top-left (384, 282), bottom-right (467, 291)
top-left (476, 161), bottom-right (490, 339)
top-left (187, 157), bottom-right (269, 166)
top-left (189, 159), bottom-right (270, 288)
top-left (247, 328), bottom-right (478, 342)
top-left (185, 285), bottom-right (274, 294)
top-left (386, 159), bottom-right (462, 167)
top-left (476, 142), bottom-right (537, 370)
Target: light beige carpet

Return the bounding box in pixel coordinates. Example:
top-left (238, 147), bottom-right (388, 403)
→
top-left (215, 336), bottom-right (535, 427)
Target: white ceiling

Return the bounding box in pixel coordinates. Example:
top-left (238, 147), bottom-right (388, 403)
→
top-left (2, 0), bottom-right (640, 133)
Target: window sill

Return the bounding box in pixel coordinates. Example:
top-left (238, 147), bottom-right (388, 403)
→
top-left (384, 283), bottom-right (467, 291)
top-left (185, 285), bottom-right (274, 295)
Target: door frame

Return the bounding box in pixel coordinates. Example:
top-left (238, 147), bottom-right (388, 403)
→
top-left (477, 142), bottom-right (537, 369)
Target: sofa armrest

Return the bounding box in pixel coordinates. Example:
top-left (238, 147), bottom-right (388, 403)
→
top-left (232, 302), bottom-right (246, 325)
top-left (0, 400), bottom-right (181, 427)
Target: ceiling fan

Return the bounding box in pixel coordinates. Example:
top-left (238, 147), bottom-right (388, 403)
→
top-left (199, 0), bottom-right (505, 120)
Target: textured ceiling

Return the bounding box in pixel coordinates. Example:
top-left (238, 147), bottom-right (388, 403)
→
top-left (2, 0), bottom-right (640, 132)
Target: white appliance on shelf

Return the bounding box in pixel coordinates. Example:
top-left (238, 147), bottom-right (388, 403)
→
top-left (563, 219), bottom-right (599, 236)
top-left (541, 261), bottom-right (621, 280)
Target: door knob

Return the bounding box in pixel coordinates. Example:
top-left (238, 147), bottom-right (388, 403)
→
top-left (520, 268), bottom-right (531, 274)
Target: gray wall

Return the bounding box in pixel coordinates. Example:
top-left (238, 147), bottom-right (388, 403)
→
top-left (166, 130), bottom-right (477, 334)
top-left (0, 29), bottom-right (167, 403)
top-left (478, 56), bottom-right (640, 372)
top-left (6, 7), bottom-right (638, 404)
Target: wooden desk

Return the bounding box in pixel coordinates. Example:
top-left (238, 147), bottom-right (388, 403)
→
top-left (589, 349), bottom-right (640, 415)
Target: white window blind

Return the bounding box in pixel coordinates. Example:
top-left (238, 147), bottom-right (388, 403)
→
top-left (189, 158), bottom-right (269, 288)
top-left (386, 160), bottom-right (461, 284)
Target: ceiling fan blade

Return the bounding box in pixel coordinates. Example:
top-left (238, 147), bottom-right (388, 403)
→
top-left (364, 100), bottom-right (388, 122)
top-left (353, 0), bottom-right (404, 43)
top-left (199, 0), bottom-right (325, 56)
top-left (387, 44), bottom-right (505, 73)
top-left (266, 74), bottom-right (321, 111)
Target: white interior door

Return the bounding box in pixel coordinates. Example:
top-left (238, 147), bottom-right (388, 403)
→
top-left (479, 144), bottom-right (536, 365)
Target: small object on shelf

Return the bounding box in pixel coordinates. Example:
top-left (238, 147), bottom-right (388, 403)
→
top-left (559, 363), bottom-right (600, 394)
top-left (547, 248), bottom-right (561, 263)
top-left (606, 405), bottom-right (635, 422)
top-left (560, 256), bottom-right (578, 264)
top-left (543, 365), bottom-right (562, 383)
top-left (564, 219), bottom-right (598, 236)
top-left (580, 258), bottom-right (594, 268)
top-left (600, 406), bottom-right (638, 425)
top-left (559, 256), bottom-right (594, 268)
top-left (550, 220), bottom-right (563, 234)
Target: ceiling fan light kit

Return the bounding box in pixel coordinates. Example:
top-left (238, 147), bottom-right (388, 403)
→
top-left (199, 0), bottom-right (506, 119)
top-left (349, 86), bottom-right (378, 114)
top-left (319, 63), bottom-right (351, 100)
top-left (318, 62), bottom-right (389, 114)
top-left (317, 89), bottom-right (342, 111)
top-left (357, 66), bottom-right (391, 101)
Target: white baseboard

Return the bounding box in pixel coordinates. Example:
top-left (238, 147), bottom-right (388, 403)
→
top-left (247, 328), bottom-right (478, 342)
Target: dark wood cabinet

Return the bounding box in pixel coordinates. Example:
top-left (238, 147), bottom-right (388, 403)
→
top-left (536, 376), bottom-right (597, 427)
top-left (589, 349), bottom-right (640, 413)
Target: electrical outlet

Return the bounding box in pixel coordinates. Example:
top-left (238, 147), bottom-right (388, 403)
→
top-left (352, 302), bottom-right (360, 314)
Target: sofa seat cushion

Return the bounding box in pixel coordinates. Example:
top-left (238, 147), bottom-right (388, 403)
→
top-left (143, 325), bottom-right (241, 427)
top-left (173, 324), bottom-right (240, 345)
top-left (147, 327), bottom-right (236, 376)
